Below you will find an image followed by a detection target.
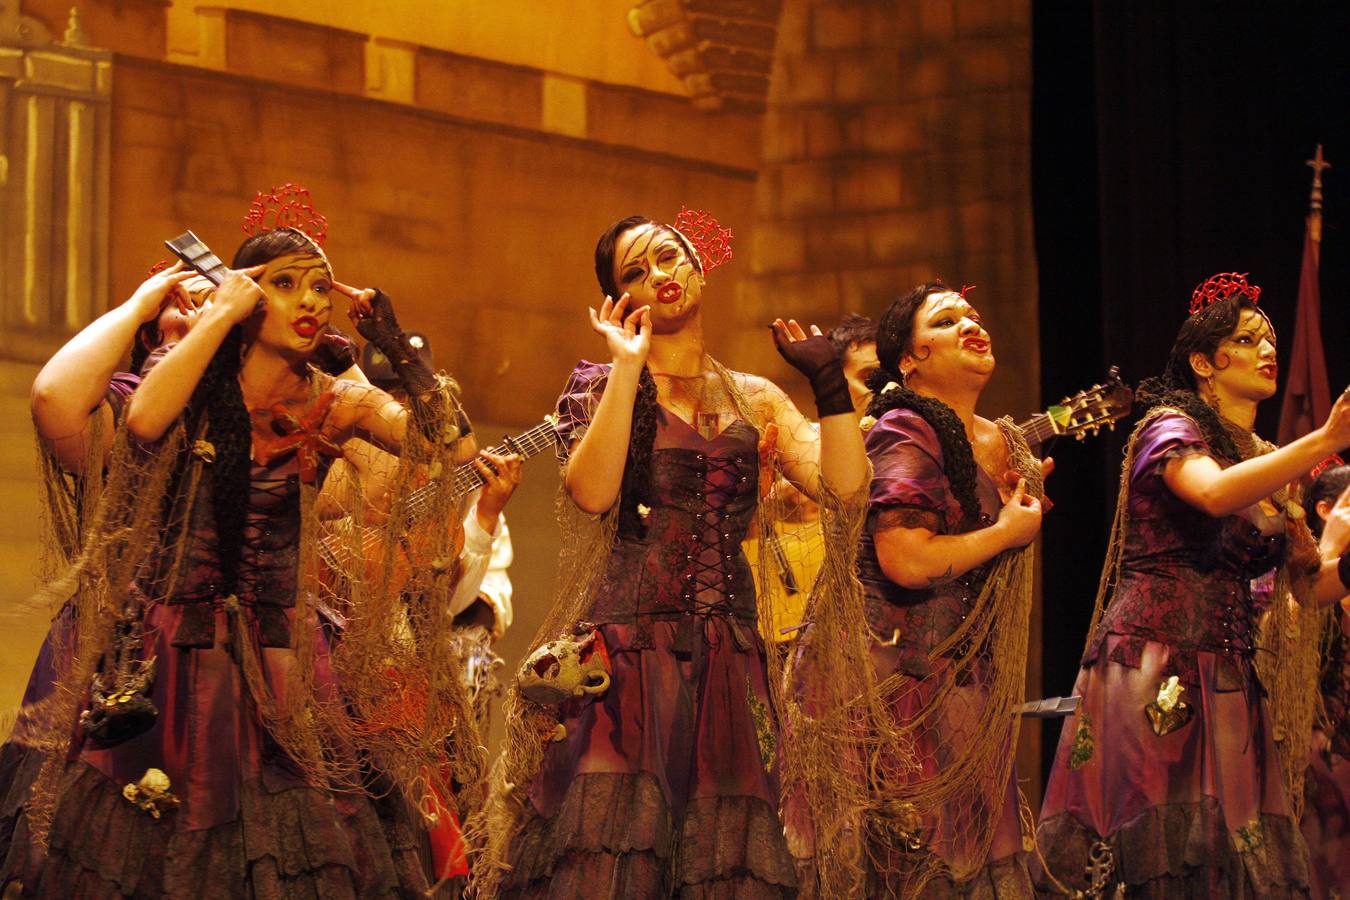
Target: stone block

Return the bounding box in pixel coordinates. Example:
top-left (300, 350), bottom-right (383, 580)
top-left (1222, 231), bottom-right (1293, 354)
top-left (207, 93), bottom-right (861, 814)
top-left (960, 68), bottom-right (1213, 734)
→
top-left (955, 199), bottom-right (1016, 256)
top-left (812, 4), bottom-right (866, 50)
top-left (836, 160), bottom-right (902, 212)
top-left (865, 209), bottom-right (936, 263)
top-left (954, 0), bottom-right (1027, 37)
top-left (587, 83), bottom-right (761, 171)
top-left (225, 10), bottom-right (365, 96)
top-left (954, 37), bottom-right (1029, 90)
top-left (776, 55), bottom-right (833, 104)
top-left (415, 48), bottom-right (542, 134)
top-left (861, 102), bottom-right (926, 154)
top-left (897, 54), bottom-right (951, 100)
top-left (917, 0), bottom-right (957, 40)
top-left (837, 265), bottom-right (903, 313)
top-left (760, 107), bottom-right (809, 163)
top-left (751, 220), bottom-right (807, 275)
top-left (365, 37), bottom-right (416, 105)
top-left (863, 5), bottom-right (923, 50)
top-left (833, 54), bottom-right (901, 104)
top-left (542, 73), bottom-right (587, 139)
top-left (776, 160), bottom-right (835, 217)
top-left (805, 218), bottom-right (868, 267)
top-left (802, 109), bottom-right (848, 158)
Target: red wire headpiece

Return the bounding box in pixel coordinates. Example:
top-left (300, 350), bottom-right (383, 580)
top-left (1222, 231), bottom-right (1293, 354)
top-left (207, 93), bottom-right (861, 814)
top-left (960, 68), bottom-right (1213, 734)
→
top-left (1189, 272), bottom-right (1261, 316)
top-left (672, 206), bottom-right (733, 273)
top-left (1312, 454), bottom-right (1346, 481)
top-left (146, 259), bottom-right (174, 277)
top-left (241, 183), bottom-right (329, 247)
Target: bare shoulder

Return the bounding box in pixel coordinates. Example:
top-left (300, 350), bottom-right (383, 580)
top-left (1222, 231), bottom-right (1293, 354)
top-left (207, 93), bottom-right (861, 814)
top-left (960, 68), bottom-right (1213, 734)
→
top-left (972, 415), bottom-right (1011, 470)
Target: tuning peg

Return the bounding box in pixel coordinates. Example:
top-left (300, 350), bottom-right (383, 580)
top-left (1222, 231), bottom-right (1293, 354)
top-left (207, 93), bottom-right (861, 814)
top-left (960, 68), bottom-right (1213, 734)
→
top-left (1076, 432), bottom-right (1086, 441)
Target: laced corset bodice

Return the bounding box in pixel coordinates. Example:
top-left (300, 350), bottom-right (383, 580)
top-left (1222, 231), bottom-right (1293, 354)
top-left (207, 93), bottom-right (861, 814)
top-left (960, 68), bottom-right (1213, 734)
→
top-left (589, 408), bottom-right (761, 625)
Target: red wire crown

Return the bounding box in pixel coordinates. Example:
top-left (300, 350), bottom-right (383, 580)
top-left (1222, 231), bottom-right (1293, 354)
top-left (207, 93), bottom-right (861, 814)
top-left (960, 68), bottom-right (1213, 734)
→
top-left (673, 207), bottom-right (733, 273)
top-left (241, 183), bottom-right (329, 247)
top-left (1312, 454), bottom-right (1346, 481)
top-left (1190, 272), bottom-right (1261, 316)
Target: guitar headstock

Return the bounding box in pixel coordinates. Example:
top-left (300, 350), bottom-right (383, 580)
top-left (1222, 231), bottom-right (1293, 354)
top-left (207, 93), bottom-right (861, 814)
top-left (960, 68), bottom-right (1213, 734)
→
top-left (164, 231), bottom-right (228, 287)
top-left (1045, 366), bottom-right (1134, 441)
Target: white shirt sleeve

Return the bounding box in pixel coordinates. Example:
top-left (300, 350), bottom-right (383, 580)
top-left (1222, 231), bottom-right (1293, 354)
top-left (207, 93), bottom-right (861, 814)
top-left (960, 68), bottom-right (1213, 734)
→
top-left (447, 505), bottom-right (496, 618)
top-left (478, 518), bottom-right (514, 639)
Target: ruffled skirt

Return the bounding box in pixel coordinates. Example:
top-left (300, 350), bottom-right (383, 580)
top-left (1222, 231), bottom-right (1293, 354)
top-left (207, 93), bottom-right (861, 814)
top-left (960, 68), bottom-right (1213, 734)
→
top-left (1034, 635), bottom-right (1310, 897)
top-left (501, 617), bottom-right (797, 899)
top-left (865, 643), bottom-right (1033, 898)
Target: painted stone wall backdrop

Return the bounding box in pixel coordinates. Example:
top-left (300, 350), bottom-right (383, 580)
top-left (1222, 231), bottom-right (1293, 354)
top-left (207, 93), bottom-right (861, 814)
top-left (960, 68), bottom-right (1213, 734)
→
top-left (739, 0), bottom-right (1037, 425)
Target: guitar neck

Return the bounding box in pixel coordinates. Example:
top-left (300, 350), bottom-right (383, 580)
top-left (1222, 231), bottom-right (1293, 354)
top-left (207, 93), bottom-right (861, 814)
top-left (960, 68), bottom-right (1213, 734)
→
top-left (409, 418), bottom-right (558, 514)
top-left (1016, 412), bottom-right (1057, 448)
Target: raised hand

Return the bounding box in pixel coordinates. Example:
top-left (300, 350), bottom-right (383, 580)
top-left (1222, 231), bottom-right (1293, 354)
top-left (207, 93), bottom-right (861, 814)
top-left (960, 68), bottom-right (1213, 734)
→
top-left (333, 281), bottom-right (378, 324)
top-left (128, 261), bottom-right (195, 322)
top-left (770, 317), bottom-right (854, 418)
top-left (212, 265), bottom-right (267, 324)
top-left (1323, 389), bottom-right (1350, 452)
top-left (589, 293), bottom-right (651, 367)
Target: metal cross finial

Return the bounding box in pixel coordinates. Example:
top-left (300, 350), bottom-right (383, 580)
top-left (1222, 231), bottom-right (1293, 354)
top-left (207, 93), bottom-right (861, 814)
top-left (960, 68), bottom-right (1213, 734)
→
top-left (1307, 143), bottom-right (1331, 214)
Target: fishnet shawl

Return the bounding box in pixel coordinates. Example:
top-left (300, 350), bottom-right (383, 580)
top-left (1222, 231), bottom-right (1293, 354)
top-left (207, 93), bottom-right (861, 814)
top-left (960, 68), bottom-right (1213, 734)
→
top-left (9, 368), bottom-right (486, 850)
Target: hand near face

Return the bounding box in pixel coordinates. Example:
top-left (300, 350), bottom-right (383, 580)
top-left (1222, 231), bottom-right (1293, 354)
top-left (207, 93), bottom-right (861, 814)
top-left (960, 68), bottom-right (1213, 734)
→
top-left (212, 265), bottom-right (268, 325)
top-left (333, 281), bottom-right (378, 324)
top-left (128, 261), bottom-right (195, 322)
top-left (589, 293), bottom-right (651, 367)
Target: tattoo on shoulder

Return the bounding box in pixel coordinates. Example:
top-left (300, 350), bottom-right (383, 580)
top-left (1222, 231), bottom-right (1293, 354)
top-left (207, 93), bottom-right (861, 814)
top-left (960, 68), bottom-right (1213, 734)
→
top-left (925, 565), bottom-right (954, 588)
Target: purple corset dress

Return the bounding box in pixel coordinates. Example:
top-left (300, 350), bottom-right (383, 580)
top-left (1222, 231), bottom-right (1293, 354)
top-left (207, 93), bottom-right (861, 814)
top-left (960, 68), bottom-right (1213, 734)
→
top-left (856, 408), bottom-right (1032, 896)
top-left (1035, 412), bottom-right (1310, 897)
top-left (2, 391), bottom-right (430, 897)
top-left (501, 361), bottom-right (796, 899)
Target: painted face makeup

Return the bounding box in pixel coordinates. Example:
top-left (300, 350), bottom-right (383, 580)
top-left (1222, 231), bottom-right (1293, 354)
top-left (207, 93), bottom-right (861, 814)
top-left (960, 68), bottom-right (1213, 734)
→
top-left (902, 291), bottom-right (995, 388)
top-left (1211, 308), bottom-right (1278, 402)
top-left (252, 252), bottom-right (334, 355)
top-left (612, 222), bottom-right (703, 329)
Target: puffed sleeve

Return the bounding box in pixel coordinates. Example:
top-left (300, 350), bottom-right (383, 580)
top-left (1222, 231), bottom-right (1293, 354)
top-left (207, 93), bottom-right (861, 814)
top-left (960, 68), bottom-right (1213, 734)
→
top-left (553, 360), bottom-right (611, 457)
top-left (864, 408), bottom-right (949, 516)
top-left (105, 371), bottom-right (142, 422)
top-left (1129, 411), bottom-right (1211, 490)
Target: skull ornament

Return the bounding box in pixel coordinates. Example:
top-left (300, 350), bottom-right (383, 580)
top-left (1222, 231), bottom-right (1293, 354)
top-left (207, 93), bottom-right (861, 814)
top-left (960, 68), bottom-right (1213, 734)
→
top-left (122, 767), bottom-right (180, 819)
top-left (519, 629), bottom-right (611, 706)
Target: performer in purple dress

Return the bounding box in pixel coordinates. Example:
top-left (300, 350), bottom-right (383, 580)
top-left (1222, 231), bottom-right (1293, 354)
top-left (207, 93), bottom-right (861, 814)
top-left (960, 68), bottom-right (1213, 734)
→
top-left (3, 193), bottom-right (478, 896)
top-left (477, 210), bottom-right (868, 898)
top-left (852, 281), bottom-right (1044, 896)
top-left (1035, 273), bottom-right (1350, 897)
top-left (1, 262), bottom-right (198, 887)
top-left (1301, 463), bottom-right (1350, 898)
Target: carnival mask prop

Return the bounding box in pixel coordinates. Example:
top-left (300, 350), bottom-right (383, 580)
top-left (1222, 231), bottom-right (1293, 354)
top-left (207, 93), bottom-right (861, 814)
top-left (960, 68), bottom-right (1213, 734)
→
top-left (518, 627), bottom-right (611, 706)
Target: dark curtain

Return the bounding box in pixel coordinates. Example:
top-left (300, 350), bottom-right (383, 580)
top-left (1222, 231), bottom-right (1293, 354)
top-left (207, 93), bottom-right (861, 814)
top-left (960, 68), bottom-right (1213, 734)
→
top-left (1031, 0), bottom-right (1350, 785)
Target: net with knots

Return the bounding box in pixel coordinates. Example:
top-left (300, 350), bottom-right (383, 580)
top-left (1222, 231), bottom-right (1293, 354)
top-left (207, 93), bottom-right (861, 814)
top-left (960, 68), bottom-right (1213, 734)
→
top-left (11, 213), bottom-right (484, 871)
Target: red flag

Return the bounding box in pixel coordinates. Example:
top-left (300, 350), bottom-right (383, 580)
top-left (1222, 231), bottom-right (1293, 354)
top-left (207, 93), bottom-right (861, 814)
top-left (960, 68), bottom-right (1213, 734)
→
top-left (1276, 223), bottom-right (1331, 444)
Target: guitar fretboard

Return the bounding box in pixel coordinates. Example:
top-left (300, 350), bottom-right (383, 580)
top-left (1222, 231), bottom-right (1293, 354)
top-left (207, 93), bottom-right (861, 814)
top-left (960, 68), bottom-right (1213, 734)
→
top-left (404, 418), bottom-right (559, 519)
top-left (1017, 412), bottom-right (1058, 448)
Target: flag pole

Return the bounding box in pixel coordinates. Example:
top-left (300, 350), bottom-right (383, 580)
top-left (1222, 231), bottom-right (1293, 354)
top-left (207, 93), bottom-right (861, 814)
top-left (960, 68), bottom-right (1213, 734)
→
top-left (1276, 145), bottom-right (1333, 445)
